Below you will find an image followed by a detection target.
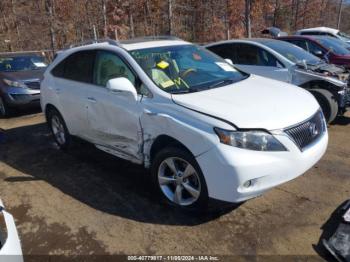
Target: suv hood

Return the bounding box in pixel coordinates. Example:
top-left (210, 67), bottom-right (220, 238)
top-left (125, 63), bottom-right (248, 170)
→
top-left (172, 75), bottom-right (320, 130)
top-left (0, 69), bottom-right (45, 82)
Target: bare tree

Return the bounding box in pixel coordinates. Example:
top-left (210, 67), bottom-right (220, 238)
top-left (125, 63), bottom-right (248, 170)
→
top-left (337, 0), bottom-right (343, 29)
top-left (45, 0), bottom-right (56, 53)
top-left (245, 0), bottom-right (252, 38)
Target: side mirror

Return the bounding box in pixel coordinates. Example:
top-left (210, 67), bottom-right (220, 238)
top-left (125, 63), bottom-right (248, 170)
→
top-left (106, 77), bottom-right (137, 101)
top-left (225, 58), bottom-right (233, 65)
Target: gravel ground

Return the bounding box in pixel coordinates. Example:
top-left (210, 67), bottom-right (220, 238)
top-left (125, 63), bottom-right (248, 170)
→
top-left (0, 110), bottom-right (349, 261)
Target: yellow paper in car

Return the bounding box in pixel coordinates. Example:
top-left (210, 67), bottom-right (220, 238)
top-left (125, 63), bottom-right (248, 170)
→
top-left (161, 80), bottom-right (175, 88)
top-left (157, 61), bottom-right (169, 69)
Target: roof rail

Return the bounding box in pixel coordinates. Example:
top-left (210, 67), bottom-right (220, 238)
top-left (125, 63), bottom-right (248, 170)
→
top-left (68, 38), bottom-right (120, 49)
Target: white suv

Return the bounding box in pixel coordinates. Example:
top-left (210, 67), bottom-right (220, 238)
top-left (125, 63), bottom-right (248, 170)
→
top-left (41, 37), bottom-right (328, 210)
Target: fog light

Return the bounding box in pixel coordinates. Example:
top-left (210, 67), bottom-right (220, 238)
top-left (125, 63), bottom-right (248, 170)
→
top-left (243, 180), bottom-right (252, 188)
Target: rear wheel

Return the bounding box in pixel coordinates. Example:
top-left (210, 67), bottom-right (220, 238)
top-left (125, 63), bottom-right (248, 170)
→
top-left (47, 108), bottom-right (71, 150)
top-left (310, 89), bottom-right (338, 124)
top-left (151, 147), bottom-right (209, 211)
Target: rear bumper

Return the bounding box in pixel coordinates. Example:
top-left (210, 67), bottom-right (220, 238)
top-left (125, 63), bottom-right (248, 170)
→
top-left (0, 199), bottom-right (23, 262)
top-left (196, 131), bottom-right (328, 203)
top-left (2, 86), bottom-right (40, 107)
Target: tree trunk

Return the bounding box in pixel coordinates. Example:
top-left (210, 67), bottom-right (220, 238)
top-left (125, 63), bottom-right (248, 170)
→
top-left (225, 0), bottom-right (230, 40)
top-left (45, 0), bottom-right (56, 53)
top-left (294, 0), bottom-right (300, 31)
top-left (337, 0), bottom-right (343, 29)
top-left (245, 0), bottom-right (251, 38)
top-left (102, 0), bottom-right (107, 38)
top-left (168, 0), bottom-right (173, 35)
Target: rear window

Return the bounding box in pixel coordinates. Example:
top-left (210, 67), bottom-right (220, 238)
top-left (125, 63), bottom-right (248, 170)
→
top-left (51, 50), bottom-right (96, 83)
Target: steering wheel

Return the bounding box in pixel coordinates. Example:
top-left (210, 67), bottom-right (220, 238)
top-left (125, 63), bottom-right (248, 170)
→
top-left (180, 68), bottom-right (197, 78)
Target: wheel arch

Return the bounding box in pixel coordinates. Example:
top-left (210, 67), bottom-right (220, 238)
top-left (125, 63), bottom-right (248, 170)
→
top-left (301, 80), bottom-right (340, 98)
top-left (148, 135), bottom-right (194, 165)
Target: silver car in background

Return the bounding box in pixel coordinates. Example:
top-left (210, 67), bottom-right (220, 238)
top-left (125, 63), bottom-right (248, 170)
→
top-left (206, 39), bottom-right (350, 123)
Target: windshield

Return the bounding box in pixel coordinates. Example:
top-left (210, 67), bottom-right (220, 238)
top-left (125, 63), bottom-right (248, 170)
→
top-left (0, 55), bottom-right (47, 72)
top-left (315, 37), bottom-right (350, 55)
top-left (129, 45), bottom-right (247, 94)
top-left (337, 31), bottom-right (350, 41)
top-left (264, 40), bottom-right (321, 65)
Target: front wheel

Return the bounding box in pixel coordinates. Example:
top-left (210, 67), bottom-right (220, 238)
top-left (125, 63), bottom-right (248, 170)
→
top-left (151, 147), bottom-right (209, 211)
top-left (309, 89), bottom-right (338, 124)
top-left (47, 108), bottom-right (71, 150)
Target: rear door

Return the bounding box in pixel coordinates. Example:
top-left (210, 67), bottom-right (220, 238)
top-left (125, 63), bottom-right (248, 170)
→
top-left (84, 50), bottom-right (144, 163)
top-left (51, 50), bottom-right (96, 137)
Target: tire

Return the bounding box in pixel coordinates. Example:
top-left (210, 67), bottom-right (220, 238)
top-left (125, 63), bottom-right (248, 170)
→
top-left (309, 89), bottom-right (338, 124)
top-left (0, 96), bottom-right (11, 118)
top-left (151, 147), bottom-right (209, 211)
top-left (47, 108), bottom-right (71, 150)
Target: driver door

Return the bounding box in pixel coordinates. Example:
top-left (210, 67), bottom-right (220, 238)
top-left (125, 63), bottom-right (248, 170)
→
top-left (85, 50), bottom-right (144, 163)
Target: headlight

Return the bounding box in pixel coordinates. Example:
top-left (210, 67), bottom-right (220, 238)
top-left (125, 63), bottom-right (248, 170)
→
top-left (3, 79), bottom-right (27, 88)
top-left (214, 128), bottom-right (287, 151)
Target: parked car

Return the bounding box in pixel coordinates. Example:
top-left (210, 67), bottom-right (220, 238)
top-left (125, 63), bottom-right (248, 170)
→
top-left (296, 27), bottom-right (350, 44)
top-left (278, 35), bottom-right (350, 68)
top-left (206, 39), bottom-right (350, 123)
top-left (0, 199), bottom-right (23, 261)
top-left (0, 53), bottom-right (47, 117)
top-left (41, 37), bottom-right (328, 210)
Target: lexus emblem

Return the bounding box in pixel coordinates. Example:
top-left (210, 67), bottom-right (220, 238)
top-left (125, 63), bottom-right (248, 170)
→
top-left (309, 123), bottom-right (318, 138)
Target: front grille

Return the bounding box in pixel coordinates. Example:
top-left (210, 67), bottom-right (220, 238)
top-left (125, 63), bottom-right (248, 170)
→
top-left (284, 110), bottom-right (326, 151)
top-left (25, 81), bottom-right (40, 90)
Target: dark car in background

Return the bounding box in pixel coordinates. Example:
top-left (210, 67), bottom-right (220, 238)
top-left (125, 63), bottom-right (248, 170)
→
top-left (0, 53), bottom-right (47, 117)
top-left (278, 36), bottom-right (350, 69)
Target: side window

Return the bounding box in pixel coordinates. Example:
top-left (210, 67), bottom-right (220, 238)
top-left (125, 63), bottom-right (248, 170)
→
top-left (258, 48), bottom-right (282, 67)
top-left (236, 44), bottom-right (260, 65)
top-left (301, 31), bottom-right (319, 36)
top-left (236, 44), bottom-right (281, 67)
top-left (94, 51), bottom-right (136, 88)
top-left (63, 51), bottom-right (96, 83)
top-left (207, 44), bottom-right (236, 62)
top-left (51, 60), bottom-right (65, 78)
top-left (288, 40), bottom-right (308, 51)
top-left (307, 41), bottom-right (325, 55)
top-left (327, 33), bottom-right (336, 38)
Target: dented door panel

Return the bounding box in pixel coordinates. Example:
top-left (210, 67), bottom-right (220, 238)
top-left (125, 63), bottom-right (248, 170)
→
top-left (86, 85), bottom-right (144, 163)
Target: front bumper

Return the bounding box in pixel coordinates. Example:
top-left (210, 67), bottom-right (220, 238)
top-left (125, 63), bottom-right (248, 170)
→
top-left (196, 130), bottom-right (328, 203)
top-left (0, 199), bottom-right (23, 261)
top-left (2, 86), bottom-right (40, 107)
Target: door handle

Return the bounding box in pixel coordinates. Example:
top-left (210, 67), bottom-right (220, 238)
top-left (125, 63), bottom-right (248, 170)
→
top-left (55, 88), bottom-right (61, 94)
top-left (87, 97), bottom-right (97, 103)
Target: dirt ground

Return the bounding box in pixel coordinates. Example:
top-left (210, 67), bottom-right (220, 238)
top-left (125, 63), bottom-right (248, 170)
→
top-left (0, 110), bottom-right (349, 260)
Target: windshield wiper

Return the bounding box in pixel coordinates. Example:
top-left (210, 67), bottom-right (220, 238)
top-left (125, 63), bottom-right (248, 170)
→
top-left (170, 88), bottom-right (200, 94)
top-left (208, 78), bottom-right (236, 89)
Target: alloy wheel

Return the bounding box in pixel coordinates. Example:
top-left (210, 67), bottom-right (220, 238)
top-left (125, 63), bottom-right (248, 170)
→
top-left (158, 157), bottom-right (201, 206)
top-left (51, 115), bottom-right (66, 145)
